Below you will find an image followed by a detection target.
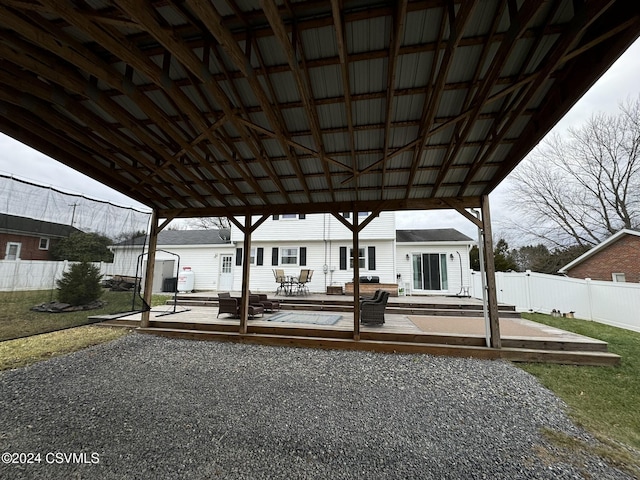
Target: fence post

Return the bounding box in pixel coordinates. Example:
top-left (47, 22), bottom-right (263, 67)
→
top-left (585, 278), bottom-right (594, 321)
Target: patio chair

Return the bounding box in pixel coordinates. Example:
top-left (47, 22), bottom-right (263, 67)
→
top-left (273, 269), bottom-right (287, 295)
top-left (360, 290), bottom-right (390, 325)
top-left (249, 291), bottom-right (281, 312)
top-left (217, 295), bottom-right (240, 318)
top-left (360, 289), bottom-right (382, 303)
top-left (296, 269), bottom-right (312, 295)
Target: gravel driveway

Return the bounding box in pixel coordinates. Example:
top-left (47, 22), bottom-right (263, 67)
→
top-left (0, 334), bottom-right (632, 479)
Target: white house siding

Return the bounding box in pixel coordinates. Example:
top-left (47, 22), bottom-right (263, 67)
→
top-left (396, 243), bottom-right (472, 295)
top-left (231, 212), bottom-right (397, 243)
top-left (231, 238), bottom-right (396, 294)
top-left (111, 244), bottom-right (235, 292)
top-left (155, 245), bottom-right (235, 291)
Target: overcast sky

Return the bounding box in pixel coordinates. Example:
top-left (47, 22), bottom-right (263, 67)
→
top-left (1, 39), bottom-right (639, 240)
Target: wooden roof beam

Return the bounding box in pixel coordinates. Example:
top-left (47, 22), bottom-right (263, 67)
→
top-left (185, 0), bottom-right (304, 202)
top-left (259, 0), bottom-right (335, 201)
top-left (379, 0), bottom-right (408, 195)
top-left (431, 0), bottom-right (543, 196)
top-left (464, 0), bottom-right (627, 194)
top-left (404, 1), bottom-right (478, 198)
top-left (37, 0), bottom-right (262, 205)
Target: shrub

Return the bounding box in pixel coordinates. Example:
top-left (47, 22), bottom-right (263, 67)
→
top-left (57, 262), bottom-right (104, 306)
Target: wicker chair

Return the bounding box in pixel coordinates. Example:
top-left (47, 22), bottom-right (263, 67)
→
top-left (217, 293), bottom-right (264, 319)
top-left (249, 291), bottom-right (281, 312)
top-left (360, 290), bottom-right (390, 325)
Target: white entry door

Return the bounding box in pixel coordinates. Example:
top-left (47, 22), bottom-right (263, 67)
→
top-left (219, 255), bottom-right (234, 291)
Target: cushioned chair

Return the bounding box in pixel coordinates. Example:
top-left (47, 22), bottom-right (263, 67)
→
top-left (217, 296), bottom-right (240, 318)
top-left (360, 289), bottom-right (382, 303)
top-left (217, 293), bottom-right (264, 319)
top-left (249, 291), bottom-right (281, 312)
top-left (360, 290), bottom-right (390, 325)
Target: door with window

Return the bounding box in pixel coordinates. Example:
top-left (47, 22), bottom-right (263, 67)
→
top-left (5, 242), bottom-right (21, 260)
top-left (412, 253), bottom-right (448, 292)
top-left (219, 254), bottom-right (234, 291)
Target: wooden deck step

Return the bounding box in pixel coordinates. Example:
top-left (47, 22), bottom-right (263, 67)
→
top-left (166, 298), bottom-right (521, 318)
top-left (135, 326), bottom-right (620, 366)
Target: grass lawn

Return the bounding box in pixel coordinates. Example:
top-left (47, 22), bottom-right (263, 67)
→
top-left (0, 289), bottom-right (152, 342)
top-left (0, 326), bottom-right (132, 371)
top-left (519, 313), bottom-right (640, 474)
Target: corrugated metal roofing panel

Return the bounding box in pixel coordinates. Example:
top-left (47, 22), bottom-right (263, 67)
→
top-left (402, 7), bottom-right (444, 45)
top-left (281, 107), bottom-right (311, 134)
top-left (301, 25), bottom-right (338, 60)
top-left (308, 64), bottom-right (344, 99)
top-left (316, 103), bottom-right (347, 130)
top-left (353, 98), bottom-right (385, 125)
top-left (349, 58), bottom-right (387, 95)
top-left (347, 16), bottom-right (390, 54)
top-left (268, 71), bottom-right (301, 103)
top-left (447, 44), bottom-right (483, 83)
top-left (389, 125), bottom-right (421, 150)
top-left (392, 94), bottom-right (426, 123)
top-left (323, 131), bottom-right (351, 155)
top-left (395, 52), bottom-right (435, 90)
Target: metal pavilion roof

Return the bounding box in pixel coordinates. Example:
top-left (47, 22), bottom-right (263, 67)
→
top-left (0, 1), bottom-right (638, 219)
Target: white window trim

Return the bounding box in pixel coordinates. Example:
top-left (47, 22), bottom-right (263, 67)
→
top-left (39, 237), bottom-right (50, 250)
top-left (349, 247), bottom-right (367, 270)
top-left (612, 272), bottom-right (626, 282)
top-left (280, 246), bottom-right (299, 266)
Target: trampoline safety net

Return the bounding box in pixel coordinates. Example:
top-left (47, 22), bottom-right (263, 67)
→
top-left (1, 174), bottom-right (152, 341)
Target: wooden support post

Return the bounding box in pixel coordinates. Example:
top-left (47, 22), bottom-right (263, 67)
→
top-left (141, 210), bottom-right (159, 328)
top-left (481, 195), bottom-right (501, 348)
top-left (352, 210), bottom-right (360, 341)
top-left (239, 215), bottom-right (252, 335)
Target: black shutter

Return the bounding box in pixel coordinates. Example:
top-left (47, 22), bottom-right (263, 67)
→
top-left (273, 214), bottom-right (279, 220)
top-left (236, 248), bottom-right (242, 266)
top-left (339, 247), bottom-right (347, 270)
top-left (300, 247), bottom-right (307, 266)
top-left (299, 214), bottom-right (306, 219)
top-left (257, 247), bottom-right (264, 266)
top-left (368, 246), bottom-right (376, 270)
top-left (272, 247), bottom-right (279, 266)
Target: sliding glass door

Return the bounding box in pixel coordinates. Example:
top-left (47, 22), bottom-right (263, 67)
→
top-left (412, 253), bottom-right (448, 291)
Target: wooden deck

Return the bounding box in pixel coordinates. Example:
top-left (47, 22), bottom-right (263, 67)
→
top-left (95, 293), bottom-right (620, 366)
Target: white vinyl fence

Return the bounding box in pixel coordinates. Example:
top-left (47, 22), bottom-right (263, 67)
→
top-left (0, 260), bottom-right (115, 292)
top-left (469, 270), bottom-right (640, 333)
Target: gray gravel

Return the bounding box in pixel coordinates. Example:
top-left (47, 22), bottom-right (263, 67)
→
top-left (0, 334), bottom-right (633, 479)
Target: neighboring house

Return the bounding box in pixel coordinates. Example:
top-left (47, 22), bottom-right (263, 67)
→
top-left (0, 213), bottom-right (81, 261)
top-left (111, 213), bottom-right (475, 295)
top-left (558, 229), bottom-right (640, 282)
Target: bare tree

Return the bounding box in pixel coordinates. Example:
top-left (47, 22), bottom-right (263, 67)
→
top-left (505, 96), bottom-right (640, 248)
top-left (186, 217), bottom-right (231, 230)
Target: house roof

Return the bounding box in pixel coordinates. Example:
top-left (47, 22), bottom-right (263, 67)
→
top-left (0, 214), bottom-right (82, 238)
top-left (396, 229), bottom-right (473, 243)
top-left (118, 229), bottom-right (232, 247)
top-left (1, 2), bottom-right (638, 219)
top-left (558, 229), bottom-right (640, 273)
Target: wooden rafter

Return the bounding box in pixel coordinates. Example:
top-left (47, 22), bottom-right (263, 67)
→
top-left (259, 0), bottom-right (335, 201)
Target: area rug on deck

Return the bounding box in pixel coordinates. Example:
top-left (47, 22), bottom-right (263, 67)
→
top-left (267, 312), bottom-right (342, 325)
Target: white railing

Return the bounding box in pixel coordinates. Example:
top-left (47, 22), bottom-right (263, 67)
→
top-left (469, 270), bottom-right (640, 333)
top-left (0, 260), bottom-right (115, 292)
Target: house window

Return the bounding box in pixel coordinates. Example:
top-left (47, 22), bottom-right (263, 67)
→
top-left (39, 238), bottom-right (50, 250)
top-left (339, 246), bottom-right (375, 270)
top-left (350, 247), bottom-right (365, 269)
top-left (273, 214), bottom-right (306, 220)
top-left (280, 247), bottom-right (298, 265)
top-left (612, 273), bottom-right (626, 282)
top-left (5, 242), bottom-right (21, 260)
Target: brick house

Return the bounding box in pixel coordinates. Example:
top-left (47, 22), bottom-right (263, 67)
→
top-left (0, 214), bottom-right (81, 261)
top-left (558, 229), bottom-right (640, 282)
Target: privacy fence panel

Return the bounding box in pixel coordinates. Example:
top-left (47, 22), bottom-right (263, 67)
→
top-left (469, 269), bottom-right (640, 333)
